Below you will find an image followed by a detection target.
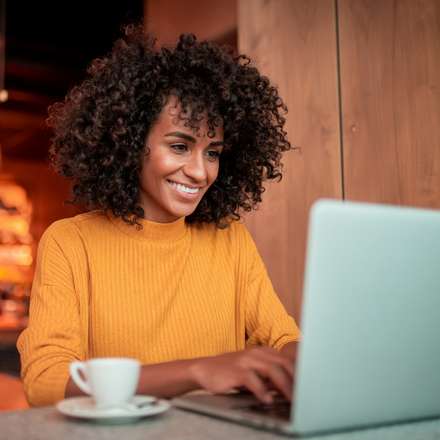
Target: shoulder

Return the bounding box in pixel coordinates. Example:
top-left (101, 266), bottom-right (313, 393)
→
top-left (40, 211), bottom-right (108, 249)
top-left (36, 211), bottom-right (111, 272)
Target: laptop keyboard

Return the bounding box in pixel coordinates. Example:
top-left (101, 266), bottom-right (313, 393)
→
top-left (239, 394), bottom-right (292, 420)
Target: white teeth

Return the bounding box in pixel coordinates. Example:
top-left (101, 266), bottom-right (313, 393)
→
top-left (168, 180), bottom-right (200, 194)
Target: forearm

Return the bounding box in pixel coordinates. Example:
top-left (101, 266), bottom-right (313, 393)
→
top-left (136, 358), bottom-right (201, 398)
top-left (65, 358), bottom-right (202, 399)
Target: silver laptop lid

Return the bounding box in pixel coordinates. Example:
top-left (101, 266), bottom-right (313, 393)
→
top-left (292, 199), bottom-right (440, 434)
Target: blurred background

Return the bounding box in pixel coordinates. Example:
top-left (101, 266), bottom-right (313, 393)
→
top-left (0, 1), bottom-right (144, 385)
top-left (0, 0), bottom-right (439, 410)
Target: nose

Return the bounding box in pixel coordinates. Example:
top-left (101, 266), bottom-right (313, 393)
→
top-left (182, 152), bottom-right (208, 183)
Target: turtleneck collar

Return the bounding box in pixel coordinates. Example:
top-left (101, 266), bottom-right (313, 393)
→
top-left (108, 213), bottom-right (188, 242)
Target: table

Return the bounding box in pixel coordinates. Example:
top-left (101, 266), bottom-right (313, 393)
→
top-left (1, 405), bottom-right (440, 440)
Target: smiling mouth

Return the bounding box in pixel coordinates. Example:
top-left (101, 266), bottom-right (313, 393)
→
top-left (166, 179), bottom-right (202, 195)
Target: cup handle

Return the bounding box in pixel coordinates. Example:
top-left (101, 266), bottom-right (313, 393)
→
top-left (69, 361), bottom-right (92, 395)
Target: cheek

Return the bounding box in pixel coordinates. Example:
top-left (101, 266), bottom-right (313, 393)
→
top-left (160, 155), bottom-right (182, 173)
top-left (144, 152), bottom-right (181, 179)
top-left (208, 162), bottom-right (220, 184)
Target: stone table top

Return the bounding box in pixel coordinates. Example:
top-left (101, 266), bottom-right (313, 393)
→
top-left (1, 404), bottom-right (440, 440)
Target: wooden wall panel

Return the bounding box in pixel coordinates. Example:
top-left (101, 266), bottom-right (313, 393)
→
top-left (145, 0), bottom-right (237, 45)
top-left (238, 0), bottom-right (342, 319)
top-left (340, 0), bottom-right (440, 207)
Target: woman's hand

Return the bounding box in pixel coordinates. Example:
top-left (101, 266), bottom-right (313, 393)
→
top-left (188, 347), bottom-right (294, 404)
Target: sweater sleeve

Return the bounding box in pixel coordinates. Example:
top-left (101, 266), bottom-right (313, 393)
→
top-left (16, 222), bottom-right (85, 406)
top-left (237, 223), bottom-right (301, 350)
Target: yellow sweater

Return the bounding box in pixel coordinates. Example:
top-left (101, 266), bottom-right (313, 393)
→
top-left (17, 211), bottom-right (300, 406)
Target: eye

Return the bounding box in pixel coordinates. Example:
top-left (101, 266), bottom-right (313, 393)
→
top-left (206, 150), bottom-right (221, 161)
top-left (170, 143), bottom-right (188, 153)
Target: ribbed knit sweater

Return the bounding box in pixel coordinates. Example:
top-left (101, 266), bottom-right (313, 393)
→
top-left (17, 211), bottom-right (300, 406)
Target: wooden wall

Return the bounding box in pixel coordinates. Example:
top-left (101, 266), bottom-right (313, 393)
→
top-left (239, 0), bottom-right (342, 318)
top-left (340, 0), bottom-right (440, 207)
top-left (145, 0), bottom-right (237, 45)
top-left (239, 0), bottom-right (440, 321)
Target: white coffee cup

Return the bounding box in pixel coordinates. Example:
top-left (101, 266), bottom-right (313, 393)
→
top-left (69, 357), bottom-right (141, 408)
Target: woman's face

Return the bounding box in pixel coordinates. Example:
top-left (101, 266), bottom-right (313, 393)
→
top-left (139, 98), bottom-right (224, 223)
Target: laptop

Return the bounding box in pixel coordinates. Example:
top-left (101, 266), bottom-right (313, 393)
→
top-left (173, 199), bottom-right (440, 435)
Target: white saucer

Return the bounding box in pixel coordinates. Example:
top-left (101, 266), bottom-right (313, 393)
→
top-left (56, 395), bottom-right (170, 424)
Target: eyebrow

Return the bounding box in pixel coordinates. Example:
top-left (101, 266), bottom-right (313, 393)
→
top-left (164, 131), bottom-right (224, 147)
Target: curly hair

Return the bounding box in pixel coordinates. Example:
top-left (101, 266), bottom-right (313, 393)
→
top-left (48, 24), bottom-right (291, 227)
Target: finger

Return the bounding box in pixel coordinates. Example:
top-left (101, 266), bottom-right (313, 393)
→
top-left (265, 365), bottom-right (293, 401)
top-left (242, 371), bottom-right (273, 404)
top-left (252, 361), bottom-right (293, 401)
top-left (234, 386), bottom-right (253, 394)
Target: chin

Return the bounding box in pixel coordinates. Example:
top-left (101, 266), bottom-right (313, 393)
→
top-left (174, 208), bottom-right (197, 219)
top-left (167, 204), bottom-right (199, 220)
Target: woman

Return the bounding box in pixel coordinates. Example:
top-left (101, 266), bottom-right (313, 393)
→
top-left (17, 25), bottom-right (300, 407)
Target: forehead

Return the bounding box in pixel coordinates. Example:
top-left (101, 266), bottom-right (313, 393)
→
top-left (150, 96), bottom-right (223, 140)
